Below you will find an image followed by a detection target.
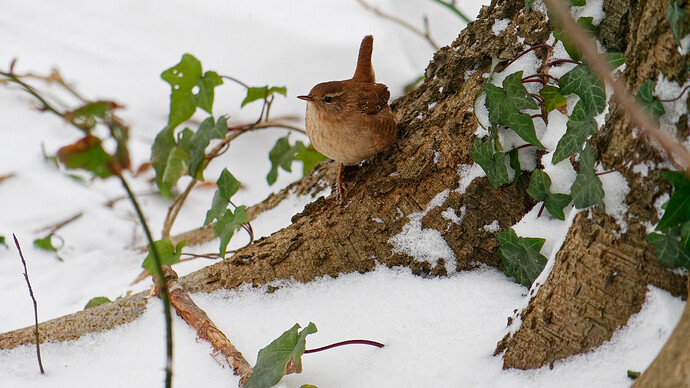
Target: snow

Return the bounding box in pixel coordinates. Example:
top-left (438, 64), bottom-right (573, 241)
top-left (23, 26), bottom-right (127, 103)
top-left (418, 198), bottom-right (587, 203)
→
top-left (0, 0), bottom-right (685, 387)
top-left (492, 19), bottom-right (511, 36)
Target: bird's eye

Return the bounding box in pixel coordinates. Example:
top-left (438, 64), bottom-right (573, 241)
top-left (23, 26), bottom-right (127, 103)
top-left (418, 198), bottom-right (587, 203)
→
top-left (324, 96), bottom-right (332, 103)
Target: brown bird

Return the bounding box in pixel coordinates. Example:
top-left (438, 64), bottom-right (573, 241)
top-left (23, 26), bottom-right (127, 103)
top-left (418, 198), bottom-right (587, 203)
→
top-left (298, 35), bottom-right (397, 202)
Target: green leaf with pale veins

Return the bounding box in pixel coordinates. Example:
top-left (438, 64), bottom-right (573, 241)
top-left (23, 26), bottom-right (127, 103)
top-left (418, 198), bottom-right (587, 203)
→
top-left (188, 116), bottom-right (227, 179)
top-left (527, 169), bottom-right (572, 220)
top-left (267, 136), bottom-right (325, 185)
top-left (496, 228), bottom-right (547, 287)
top-left (483, 72), bottom-right (544, 149)
top-left (244, 323), bottom-right (318, 388)
top-left (551, 100), bottom-right (599, 164)
top-left (539, 85), bottom-right (567, 113)
top-left (636, 80), bottom-right (665, 124)
top-left (151, 126), bottom-right (176, 197)
top-left (607, 52), bottom-right (626, 68)
top-left (570, 144), bottom-right (605, 211)
top-left (667, 1), bottom-right (685, 45)
top-left (508, 149), bottom-right (521, 184)
top-left (559, 65), bottom-right (606, 117)
top-left (141, 239), bottom-right (187, 275)
top-left (470, 137), bottom-right (510, 188)
top-left (294, 143), bottom-right (327, 176)
top-left (647, 230), bottom-right (690, 270)
top-left (161, 54), bottom-right (203, 129)
top-left (214, 205), bottom-right (249, 258)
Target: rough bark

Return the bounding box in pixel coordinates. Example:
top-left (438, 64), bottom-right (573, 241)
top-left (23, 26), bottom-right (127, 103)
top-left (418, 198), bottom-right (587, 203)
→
top-left (1, 1), bottom-right (688, 381)
top-left (497, 0), bottom-right (689, 370)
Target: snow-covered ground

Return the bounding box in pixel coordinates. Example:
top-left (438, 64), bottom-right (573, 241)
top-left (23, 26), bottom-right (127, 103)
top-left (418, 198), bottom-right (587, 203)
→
top-left (0, 1), bottom-right (684, 387)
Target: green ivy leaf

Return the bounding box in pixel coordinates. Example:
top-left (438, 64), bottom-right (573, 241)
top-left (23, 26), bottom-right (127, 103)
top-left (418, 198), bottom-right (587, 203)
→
top-left (483, 72), bottom-right (544, 149)
top-left (568, 0), bottom-right (585, 6)
top-left (552, 17), bottom-right (598, 61)
top-left (294, 144), bottom-right (327, 176)
top-left (244, 322), bottom-right (318, 388)
top-left (84, 296), bottom-right (112, 309)
top-left (576, 16), bottom-right (598, 35)
top-left (636, 80), bottom-right (666, 124)
top-left (539, 85), bottom-right (567, 113)
top-left (161, 54), bottom-right (203, 129)
top-left (525, 0), bottom-right (534, 11)
top-left (656, 171), bottom-right (690, 230)
top-left (559, 65), bottom-right (606, 117)
top-left (496, 228), bottom-right (547, 287)
top-left (161, 147), bottom-right (190, 191)
top-left (647, 230), bottom-right (690, 270)
top-left (151, 126), bottom-right (176, 197)
top-left (204, 168), bottom-right (241, 225)
top-left (570, 144), bottom-right (605, 211)
top-left (0, 235), bottom-right (6, 248)
top-left (667, 1), bottom-right (685, 45)
top-left (33, 235), bottom-right (62, 261)
top-left (188, 116), bottom-right (227, 179)
top-left (214, 205), bottom-right (249, 258)
top-left (508, 148), bottom-right (521, 184)
top-left (197, 71), bottom-right (223, 114)
top-left (607, 52), bottom-right (626, 68)
top-left (241, 86), bottom-right (288, 107)
top-left (527, 169), bottom-right (572, 220)
top-left (681, 220), bottom-right (690, 250)
top-left (470, 137), bottom-right (510, 188)
top-left (56, 135), bottom-right (114, 178)
top-left (141, 239), bottom-right (187, 275)
top-left (551, 100), bottom-right (599, 164)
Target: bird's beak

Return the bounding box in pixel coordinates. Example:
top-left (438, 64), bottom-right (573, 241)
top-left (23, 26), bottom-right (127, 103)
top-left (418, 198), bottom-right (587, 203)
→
top-left (297, 95), bottom-right (313, 102)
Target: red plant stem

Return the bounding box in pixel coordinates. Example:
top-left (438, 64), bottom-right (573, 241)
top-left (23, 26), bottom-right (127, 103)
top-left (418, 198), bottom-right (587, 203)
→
top-left (659, 85), bottom-right (690, 103)
top-left (304, 339), bottom-right (385, 354)
top-left (498, 43), bottom-right (554, 72)
top-left (548, 58), bottom-right (581, 67)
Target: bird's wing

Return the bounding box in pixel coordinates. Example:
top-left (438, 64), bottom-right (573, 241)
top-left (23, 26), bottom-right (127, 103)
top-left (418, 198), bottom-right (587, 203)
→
top-left (358, 83), bottom-right (391, 114)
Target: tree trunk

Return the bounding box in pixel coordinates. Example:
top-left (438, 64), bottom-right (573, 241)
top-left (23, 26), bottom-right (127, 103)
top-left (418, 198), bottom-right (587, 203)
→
top-left (1, 0), bottom-right (688, 380)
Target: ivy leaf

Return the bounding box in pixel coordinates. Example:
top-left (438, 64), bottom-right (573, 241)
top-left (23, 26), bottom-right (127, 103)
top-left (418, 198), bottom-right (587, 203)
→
top-left (508, 148), bottom-right (521, 184)
top-left (539, 85), bottom-right (567, 113)
top-left (527, 169), bottom-right (572, 220)
top-left (568, 0), bottom-right (585, 6)
top-left (636, 80), bottom-right (666, 124)
top-left (667, 1), bottom-right (685, 45)
top-left (551, 100), bottom-right (599, 164)
top-left (161, 54), bottom-right (203, 129)
top-left (647, 230), bottom-right (690, 270)
top-left (57, 135), bottom-right (114, 178)
top-left (161, 147), bottom-right (190, 191)
top-left (0, 235), bottom-right (6, 248)
top-left (84, 296), bottom-right (112, 310)
top-left (470, 137), bottom-right (510, 188)
top-left (570, 144), bottom-right (605, 211)
top-left (681, 220), bottom-right (690, 250)
top-left (294, 144), bottom-right (327, 176)
top-left (141, 239), bottom-right (187, 276)
top-left (656, 171), bottom-right (690, 230)
top-left (214, 205), bottom-right (249, 258)
top-left (196, 71), bottom-right (223, 114)
top-left (33, 235), bottom-right (63, 261)
top-left (244, 322), bottom-right (318, 388)
top-left (204, 168), bottom-right (241, 225)
top-left (552, 17), bottom-right (598, 61)
top-left (151, 126), bottom-right (176, 197)
top-left (241, 86), bottom-right (287, 107)
top-left (525, 0), bottom-right (534, 11)
top-left (496, 228), bottom-right (547, 287)
top-left (483, 72), bottom-right (544, 148)
top-left (188, 116), bottom-right (227, 179)
top-left (559, 65), bottom-right (606, 117)
top-left (607, 52), bottom-right (626, 68)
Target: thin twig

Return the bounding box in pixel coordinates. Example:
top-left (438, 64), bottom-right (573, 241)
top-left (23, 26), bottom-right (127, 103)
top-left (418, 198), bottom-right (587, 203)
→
top-left (498, 43), bottom-right (554, 73)
top-left (36, 212), bottom-right (83, 235)
top-left (119, 176), bottom-right (174, 388)
top-left (543, 0), bottom-right (690, 175)
top-left (355, 0), bottom-right (440, 50)
top-left (13, 234), bottom-right (45, 374)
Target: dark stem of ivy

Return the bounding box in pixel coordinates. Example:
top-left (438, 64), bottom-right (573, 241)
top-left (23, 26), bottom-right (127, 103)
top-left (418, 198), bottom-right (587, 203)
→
top-left (538, 202), bottom-right (545, 218)
top-left (595, 137), bottom-right (642, 176)
top-left (12, 234), bottom-right (45, 374)
top-left (120, 175), bottom-right (174, 388)
top-left (658, 85), bottom-right (690, 103)
top-left (547, 58), bottom-right (581, 67)
top-left (522, 73), bottom-right (560, 84)
top-left (498, 43), bottom-right (553, 73)
top-left (304, 339), bottom-right (385, 354)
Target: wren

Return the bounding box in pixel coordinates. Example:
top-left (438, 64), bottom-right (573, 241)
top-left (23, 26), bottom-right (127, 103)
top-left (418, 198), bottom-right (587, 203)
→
top-left (298, 35), bottom-right (397, 202)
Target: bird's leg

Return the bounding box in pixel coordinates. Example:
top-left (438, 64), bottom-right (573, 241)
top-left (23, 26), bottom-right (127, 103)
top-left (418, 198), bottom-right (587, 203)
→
top-left (336, 163), bottom-right (347, 203)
